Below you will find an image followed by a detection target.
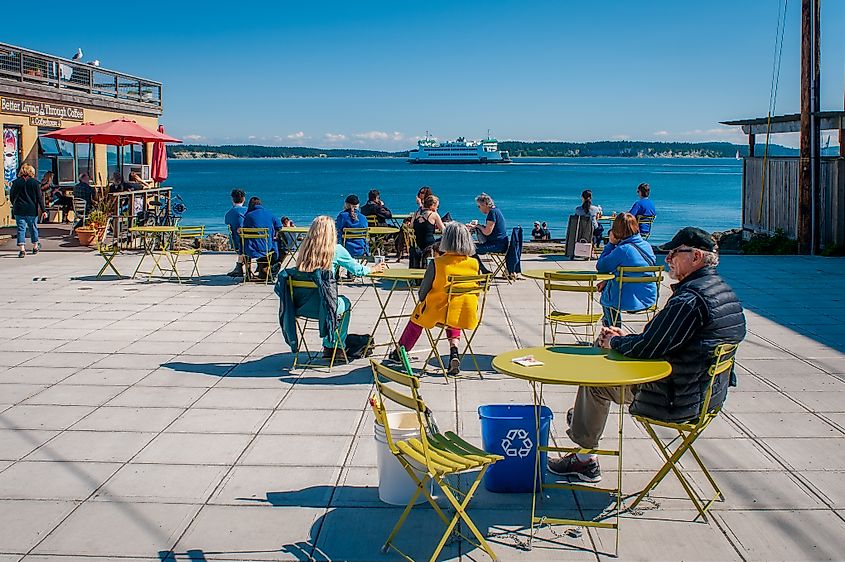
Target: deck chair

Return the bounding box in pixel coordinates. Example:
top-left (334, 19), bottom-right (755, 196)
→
top-left (629, 343), bottom-right (739, 521)
top-left (170, 225), bottom-right (205, 282)
top-left (423, 273), bottom-right (492, 378)
top-left (370, 359), bottom-right (503, 562)
top-left (239, 227), bottom-right (275, 284)
top-left (287, 275), bottom-right (349, 370)
top-left (608, 265), bottom-right (664, 327)
top-left (638, 216), bottom-right (656, 240)
top-left (542, 272), bottom-right (603, 346)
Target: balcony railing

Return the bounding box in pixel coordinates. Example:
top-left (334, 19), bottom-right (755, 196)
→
top-left (0, 42), bottom-right (162, 109)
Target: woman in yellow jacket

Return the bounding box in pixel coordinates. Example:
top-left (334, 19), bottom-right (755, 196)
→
top-left (391, 221), bottom-right (480, 375)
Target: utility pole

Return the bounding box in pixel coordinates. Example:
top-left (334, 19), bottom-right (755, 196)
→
top-left (811, 0), bottom-right (821, 254)
top-left (798, 0), bottom-right (812, 254)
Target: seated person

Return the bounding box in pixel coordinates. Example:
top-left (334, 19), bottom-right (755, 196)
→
top-left (39, 171), bottom-right (55, 209)
top-left (630, 182), bottom-right (656, 235)
top-left (412, 194), bottom-right (445, 267)
top-left (72, 173), bottom-right (96, 227)
top-left (291, 215), bottom-right (385, 357)
top-left (128, 171), bottom-right (154, 189)
top-left (531, 221), bottom-right (544, 240)
top-left (360, 189), bottom-right (392, 225)
top-left (390, 222), bottom-right (479, 376)
top-left (574, 189), bottom-right (603, 246)
top-left (541, 221), bottom-right (551, 240)
top-left (468, 192), bottom-right (508, 274)
top-left (549, 227), bottom-right (746, 483)
top-left (108, 172), bottom-right (130, 193)
top-left (595, 213), bottom-right (657, 327)
top-left (278, 216), bottom-right (298, 256)
top-left (242, 196), bottom-right (282, 278)
top-left (335, 194), bottom-right (369, 259)
top-left (225, 189), bottom-right (247, 277)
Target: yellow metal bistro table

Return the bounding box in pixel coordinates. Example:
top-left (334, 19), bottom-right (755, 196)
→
top-left (365, 268), bottom-right (426, 354)
top-left (129, 225), bottom-right (178, 280)
top-left (387, 213), bottom-right (413, 228)
top-left (279, 226), bottom-right (309, 269)
top-left (492, 345), bottom-right (671, 555)
top-left (522, 269), bottom-right (614, 281)
top-left (367, 225), bottom-right (400, 257)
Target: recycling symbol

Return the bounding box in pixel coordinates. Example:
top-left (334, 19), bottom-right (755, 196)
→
top-left (501, 429), bottom-right (533, 458)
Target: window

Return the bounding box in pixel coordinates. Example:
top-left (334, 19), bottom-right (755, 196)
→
top-left (107, 144), bottom-right (145, 180)
top-left (75, 143), bottom-right (92, 181)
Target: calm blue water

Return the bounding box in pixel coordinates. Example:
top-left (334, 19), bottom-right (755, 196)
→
top-left (167, 157), bottom-right (742, 244)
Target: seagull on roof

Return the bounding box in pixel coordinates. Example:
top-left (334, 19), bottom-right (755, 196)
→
top-left (71, 48), bottom-right (83, 60)
top-left (87, 60), bottom-right (100, 67)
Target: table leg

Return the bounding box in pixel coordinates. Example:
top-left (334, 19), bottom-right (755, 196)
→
top-left (132, 234), bottom-right (153, 279)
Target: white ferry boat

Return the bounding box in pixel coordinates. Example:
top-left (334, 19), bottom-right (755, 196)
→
top-left (408, 135), bottom-right (511, 164)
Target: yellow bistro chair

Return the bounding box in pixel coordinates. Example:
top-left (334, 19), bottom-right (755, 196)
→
top-left (365, 214), bottom-right (379, 227)
top-left (638, 216), bottom-right (656, 240)
top-left (607, 265), bottom-right (664, 327)
top-left (170, 225), bottom-right (205, 282)
top-left (287, 275), bottom-right (349, 370)
top-left (96, 232), bottom-right (122, 279)
top-left (239, 227), bottom-right (275, 284)
top-left (542, 272), bottom-right (603, 346)
top-left (370, 359), bottom-right (503, 562)
top-left (629, 343), bottom-right (739, 521)
top-left (423, 273), bottom-right (492, 378)
top-left (341, 227), bottom-right (370, 263)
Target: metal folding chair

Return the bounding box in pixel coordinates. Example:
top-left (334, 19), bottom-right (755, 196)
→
top-left (96, 234), bottom-right (122, 279)
top-left (170, 225), bottom-right (205, 282)
top-left (370, 359), bottom-right (502, 562)
top-left (608, 265), bottom-right (664, 327)
top-left (423, 273), bottom-right (492, 378)
top-left (287, 275), bottom-right (349, 370)
top-left (629, 343), bottom-right (739, 521)
top-left (638, 216), bottom-right (656, 240)
top-left (239, 227), bottom-right (275, 284)
top-left (542, 272), bottom-right (603, 345)
top-left (71, 197), bottom-right (87, 227)
top-left (341, 227), bottom-right (370, 263)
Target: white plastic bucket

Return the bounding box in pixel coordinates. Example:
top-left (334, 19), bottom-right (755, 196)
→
top-left (374, 411), bottom-right (430, 506)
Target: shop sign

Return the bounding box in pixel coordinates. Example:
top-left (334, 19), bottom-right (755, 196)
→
top-left (0, 96), bottom-right (84, 121)
top-left (29, 116), bottom-right (62, 128)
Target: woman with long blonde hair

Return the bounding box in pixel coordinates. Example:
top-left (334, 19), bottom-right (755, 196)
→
top-left (295, 215), bottom-right (384, 356)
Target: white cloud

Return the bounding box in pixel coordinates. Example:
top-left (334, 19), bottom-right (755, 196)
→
top-left (324, 133), bottom-right (348, 142)
top-left (287, 131), bottom-right (308, 140)
top-left (354, 131), bottom-right (390, 140)
top-left (184, 134), bottom-right (205, 141)
top-left (612, 134), bottom-right (630, 140)
top-left (248, 135), bottom-right (257, 140)
top-left (653, 130), bottom-right (669, 136)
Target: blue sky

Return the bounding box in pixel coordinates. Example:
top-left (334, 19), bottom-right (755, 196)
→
top-left (6, 0), bottom-right (844, 150)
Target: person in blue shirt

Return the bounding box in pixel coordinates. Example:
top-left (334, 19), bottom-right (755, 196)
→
top-left (468, 192), bottom-right (508, 274)
top-left (336, 194), bottom-right (369, 259)
top-left (629, 182), bottom-right (656, 235)
top-left (224, 189), bottom-right (248, 277)
top-left (243, 196), bottom-right (282, 279)
top-left (595, 212), bottom-right (658, 327)
top-left (293, 215), bottom-right (385, 357)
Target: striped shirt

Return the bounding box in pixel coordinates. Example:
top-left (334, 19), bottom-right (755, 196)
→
top-left (610, 289), bottom-right (707, 359)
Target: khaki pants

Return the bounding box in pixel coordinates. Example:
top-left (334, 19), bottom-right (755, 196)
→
top-left (567, 385), bottom-right (638, 450)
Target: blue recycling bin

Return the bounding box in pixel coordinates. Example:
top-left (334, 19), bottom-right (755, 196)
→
top-left (478, 404), bottom-right (553, 493)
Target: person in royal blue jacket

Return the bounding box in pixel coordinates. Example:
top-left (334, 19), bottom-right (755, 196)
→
top-left (629, 182), bottom-right (656, 236)
top-left (243, 196), bottom-right (282, 279)
top-left (595, 212), bottom-right (657, 327)
top-left (224, 189), bottom-right (248, 277)
top-left (335, 194), bottom-right (369, 258)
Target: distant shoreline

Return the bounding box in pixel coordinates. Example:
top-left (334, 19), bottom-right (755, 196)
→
top-left (170, 154), bottom-right (743, 161)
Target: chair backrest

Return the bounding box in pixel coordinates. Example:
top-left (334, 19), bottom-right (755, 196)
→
top-left (696, 343), bottom-right (739, 425)
top-left (638, 216), bottom-right (655, 239)
top-left (239, 227), bottom-right (271, 257)
top-left (616, 265), bottom-right (664, 313)
top-left (445, 273), bottom-right (492, 325)
top-left (370, 360), bottom-right (431, 460)
top-left (342, 227), bottom-right (368, 242)
top-left (365, 214), bottom-right (378, 227)
top-left (177, 225), bottom-right (205, 249)
top-left (543, 272), bottom-right (601, 317)
top-left (227, 225), bottom-right (236, 251)
top-left (72, 197), bottom-right (87, 218)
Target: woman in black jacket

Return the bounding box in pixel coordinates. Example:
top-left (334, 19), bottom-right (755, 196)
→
top-left (9, 163), bottom-right (46, 257)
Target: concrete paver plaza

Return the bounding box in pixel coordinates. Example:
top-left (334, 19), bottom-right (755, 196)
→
top-left (1, 249), bottom-right (844, 561)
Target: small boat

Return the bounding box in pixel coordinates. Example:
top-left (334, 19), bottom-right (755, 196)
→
top-left (735, 150), bottom-right (741, 160)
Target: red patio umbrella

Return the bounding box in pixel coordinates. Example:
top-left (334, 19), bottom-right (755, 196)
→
top-left (150, 124), bottom-right (169, 184)
top-left (45, 118), bottom-right (181, 146)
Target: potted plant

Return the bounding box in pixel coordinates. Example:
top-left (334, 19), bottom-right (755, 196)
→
top-left (77, 210), bottom-right (108, 246)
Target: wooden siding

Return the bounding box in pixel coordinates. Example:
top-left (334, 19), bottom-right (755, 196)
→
top-left (743, 157), bottom-right (845, 248)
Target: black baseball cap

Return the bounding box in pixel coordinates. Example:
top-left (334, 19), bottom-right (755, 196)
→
top-left (345, 194), bottom-right (359, 205)
top-left (658, 227), bottom-right (716, 252)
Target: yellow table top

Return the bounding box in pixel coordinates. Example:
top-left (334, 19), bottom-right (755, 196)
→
top-left (368, 226), bottom-right (400, 235)
top-left (129, 225), bottom-right (177, 233)
top-left (391, 213), bottom-right (413, 220)
top-left (492, 346), bottom-right (671, 387)
top-left (522, 269), bottom-right (614, 281)
top-left (367, 267), bottom-right (426, 280)
top-left (280, 226), bottom-right (309, 233)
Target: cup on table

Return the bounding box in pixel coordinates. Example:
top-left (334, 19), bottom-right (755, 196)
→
top-left (470, 219), bottom-right (479, 227)
top-left (374, 255), bottom-right (385, 266)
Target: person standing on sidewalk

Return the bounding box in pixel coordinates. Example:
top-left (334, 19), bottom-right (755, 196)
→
top-left (9, 164), bottom-right (46, 258)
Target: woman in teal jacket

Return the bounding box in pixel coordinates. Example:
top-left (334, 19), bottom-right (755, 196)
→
top-left (596, 212), bottom-right (658, 327)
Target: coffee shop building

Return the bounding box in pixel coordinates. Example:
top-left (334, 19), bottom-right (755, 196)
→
top-left (1, 41), bottom-right (163, 201)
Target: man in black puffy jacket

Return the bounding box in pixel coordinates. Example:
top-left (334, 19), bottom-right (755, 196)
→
top-left (549, 227), bottom-right (746, 483)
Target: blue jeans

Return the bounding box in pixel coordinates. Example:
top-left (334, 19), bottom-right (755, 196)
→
top-left (602, 305), bottom-right (622, 328)
top-left (473, 238), bottom-right (508, 273)
top-left (323, 295), bottom-right (351, 349)
top-left (16, 216), bottom-right (39, 246)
